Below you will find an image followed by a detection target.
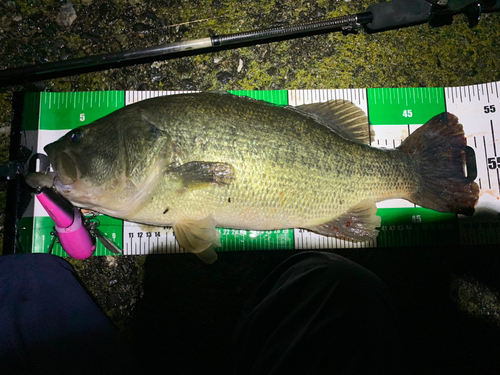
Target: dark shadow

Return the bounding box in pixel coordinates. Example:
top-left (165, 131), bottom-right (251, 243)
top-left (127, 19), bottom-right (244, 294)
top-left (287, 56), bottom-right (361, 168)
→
top-left (131, 245), bottom-right (500, 374)
top-left (131, 250), bottom-right (297, 374)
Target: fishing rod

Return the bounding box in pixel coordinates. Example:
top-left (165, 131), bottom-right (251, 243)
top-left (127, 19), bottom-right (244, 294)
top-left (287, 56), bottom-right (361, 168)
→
top-left (0, 0), bottom-right (499, 87)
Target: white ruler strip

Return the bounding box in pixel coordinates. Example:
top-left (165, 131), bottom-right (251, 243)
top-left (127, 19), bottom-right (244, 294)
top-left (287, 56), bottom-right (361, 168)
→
top-left (27, 85), bottom-right (500, 254)
top-left (294, 229), bottom-right (376, 249)
top-left (123, 223), bottom-right (182, 255)
top-left (125, 90), bottom-right (198, 105)
top-left (288, 88), bottom-right (368, 112)
top-left (287, 88), bottom-right (373, 250)
top-left (445, 82), bottom-right (500, 245)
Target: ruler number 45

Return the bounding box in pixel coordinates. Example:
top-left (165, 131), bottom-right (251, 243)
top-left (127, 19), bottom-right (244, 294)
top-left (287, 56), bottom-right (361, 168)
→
top-left (402, 109), bottom-right (413, 118)
top-left (484, 105), bottom-right (496, 114)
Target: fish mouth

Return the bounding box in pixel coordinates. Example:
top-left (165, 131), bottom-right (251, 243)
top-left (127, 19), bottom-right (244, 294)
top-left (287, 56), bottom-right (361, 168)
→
top-left (25, 171), bottom-right (57, 190)
top-left (44, 144), bottom-right (79, 187)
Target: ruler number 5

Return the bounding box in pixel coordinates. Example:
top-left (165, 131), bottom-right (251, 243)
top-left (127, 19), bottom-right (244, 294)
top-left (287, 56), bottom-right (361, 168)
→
top-left (484, 105), bottom-right (496, 114)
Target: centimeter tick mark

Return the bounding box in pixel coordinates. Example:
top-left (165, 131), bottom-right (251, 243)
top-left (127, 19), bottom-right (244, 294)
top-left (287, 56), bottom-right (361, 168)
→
top-left (494, 119), bottom-right (500, 195)
top-left (491, 120), bottom-right (497, 156)
top-left (484, 136), bottom-right (492, 189)
top-left (498, 169), bottom-right (500, 197)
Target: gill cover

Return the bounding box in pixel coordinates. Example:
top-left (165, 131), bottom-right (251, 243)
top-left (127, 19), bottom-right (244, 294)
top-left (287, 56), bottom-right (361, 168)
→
top-left (45, 107), bottom-right (173, 217)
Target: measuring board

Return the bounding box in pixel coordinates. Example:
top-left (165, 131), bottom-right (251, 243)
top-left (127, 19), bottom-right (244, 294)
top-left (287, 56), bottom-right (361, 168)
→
top-left (17, 82), bottom-right (500, 257)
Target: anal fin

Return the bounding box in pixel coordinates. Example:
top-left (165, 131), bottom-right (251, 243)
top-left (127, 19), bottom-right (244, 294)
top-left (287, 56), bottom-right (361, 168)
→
top-left (173, 216), bottom-right (221, 264)
top-left (305, 200), bottom-right (381, 242)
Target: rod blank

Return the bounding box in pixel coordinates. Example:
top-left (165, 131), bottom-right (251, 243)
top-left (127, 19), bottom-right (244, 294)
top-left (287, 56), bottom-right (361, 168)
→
top-left (0, 13), bottom-right (371, 87)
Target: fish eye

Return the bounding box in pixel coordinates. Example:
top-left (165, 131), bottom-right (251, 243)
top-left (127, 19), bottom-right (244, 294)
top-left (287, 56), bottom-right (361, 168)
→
top-left (69, 130), bottom-right (83, 143)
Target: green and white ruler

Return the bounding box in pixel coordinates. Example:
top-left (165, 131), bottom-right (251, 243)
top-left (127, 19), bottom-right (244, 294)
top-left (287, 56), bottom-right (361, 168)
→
top-left (18, 82), bottom-right (500, 257)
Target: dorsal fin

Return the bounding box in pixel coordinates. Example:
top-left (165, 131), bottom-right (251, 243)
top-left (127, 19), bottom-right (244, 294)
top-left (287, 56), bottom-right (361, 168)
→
top-left (293, 100), bottom-right (374, 144)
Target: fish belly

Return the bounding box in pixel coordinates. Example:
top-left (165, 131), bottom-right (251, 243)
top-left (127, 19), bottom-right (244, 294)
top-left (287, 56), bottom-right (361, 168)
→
top-left (132, 146), bottom-right (414, 231)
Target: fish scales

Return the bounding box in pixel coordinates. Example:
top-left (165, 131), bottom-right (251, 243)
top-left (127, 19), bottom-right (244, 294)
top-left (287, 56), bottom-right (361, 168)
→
top-left (36, 92), bottom-right (478, 263)
top-left (132, 94), bottom-right (416, 229)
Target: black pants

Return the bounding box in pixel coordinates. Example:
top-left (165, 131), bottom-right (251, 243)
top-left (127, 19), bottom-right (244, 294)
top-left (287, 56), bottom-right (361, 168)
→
top-left (0, 252), bottom-right (398, 374)
top-left (232, 251), bottom-right (399, 374)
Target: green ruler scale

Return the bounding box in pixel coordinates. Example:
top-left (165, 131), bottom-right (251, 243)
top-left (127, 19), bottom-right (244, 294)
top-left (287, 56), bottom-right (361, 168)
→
top-left (20, 92), bottom-right (125, 257)
top-left (19, 83), bottom-right (500, 257)
top-left (367, 87), bottom-right (445, 125)
top-left (366, 87), bottom-right (457, 248)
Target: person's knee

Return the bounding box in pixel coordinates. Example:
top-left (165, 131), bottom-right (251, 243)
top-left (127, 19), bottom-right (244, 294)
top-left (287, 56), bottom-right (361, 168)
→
top-left (1, 253), bottom-right (70, 271)
top-left (284, 251), bottom-right (388, 292)
top-left (0, 254), bottom-right (77, 300)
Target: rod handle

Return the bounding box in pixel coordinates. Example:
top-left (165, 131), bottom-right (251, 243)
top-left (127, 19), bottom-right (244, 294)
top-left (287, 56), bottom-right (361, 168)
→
top-left (366, 0), bottom-right (433, 30)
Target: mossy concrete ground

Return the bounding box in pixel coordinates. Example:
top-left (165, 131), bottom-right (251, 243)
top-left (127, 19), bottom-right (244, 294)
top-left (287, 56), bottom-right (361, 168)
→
top-left (1, 0), bottom-right (499, 94)
top-left (1, 0), bottom-right (500, 373)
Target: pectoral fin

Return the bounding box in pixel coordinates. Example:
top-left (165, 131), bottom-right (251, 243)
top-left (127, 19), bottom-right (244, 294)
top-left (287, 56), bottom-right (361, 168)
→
top-left (173, 216), bottom-right (221, 264)
top-left (194, 248), bottom-right (218, 264)
top-left (305, 200), bottom-right (381, 242)
top-left (169, 161), bottom-right (234, 190)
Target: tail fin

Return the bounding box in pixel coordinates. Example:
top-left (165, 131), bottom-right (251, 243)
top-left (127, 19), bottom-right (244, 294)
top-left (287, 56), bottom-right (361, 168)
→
top-left (398, 112), bottom-right (479, 216)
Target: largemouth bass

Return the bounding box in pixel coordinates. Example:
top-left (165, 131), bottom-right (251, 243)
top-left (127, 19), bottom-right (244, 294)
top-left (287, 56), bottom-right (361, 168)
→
top-left (37, 93), bottom-right (479, 263)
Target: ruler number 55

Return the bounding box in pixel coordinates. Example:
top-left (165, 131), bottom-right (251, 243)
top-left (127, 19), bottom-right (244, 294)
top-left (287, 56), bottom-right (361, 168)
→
top-left (484, 105), bottom-right (496, 114)
top-left (488, 157), bottom-right (500, 170)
